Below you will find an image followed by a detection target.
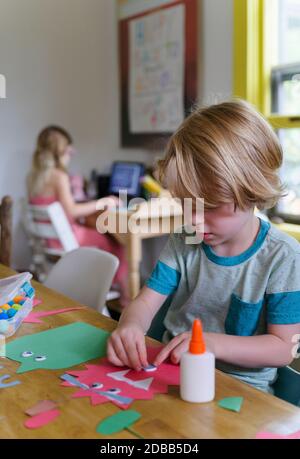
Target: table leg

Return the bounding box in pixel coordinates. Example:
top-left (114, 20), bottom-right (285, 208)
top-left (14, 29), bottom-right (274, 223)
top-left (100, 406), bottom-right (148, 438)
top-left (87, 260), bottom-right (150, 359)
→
top-left (127, 233), bottom-right (142, 300)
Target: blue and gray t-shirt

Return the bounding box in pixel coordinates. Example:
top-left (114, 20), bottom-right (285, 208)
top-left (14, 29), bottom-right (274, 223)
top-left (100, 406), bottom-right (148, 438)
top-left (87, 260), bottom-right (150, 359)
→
top-left (146, 219), bottom-right (300, 392)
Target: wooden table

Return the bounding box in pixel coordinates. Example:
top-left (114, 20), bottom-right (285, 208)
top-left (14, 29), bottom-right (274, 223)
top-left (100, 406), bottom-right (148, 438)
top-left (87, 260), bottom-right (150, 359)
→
top-left (85, 196), bottom-right (184, 299)
top-left (1, 265), bottom-right (300, 439)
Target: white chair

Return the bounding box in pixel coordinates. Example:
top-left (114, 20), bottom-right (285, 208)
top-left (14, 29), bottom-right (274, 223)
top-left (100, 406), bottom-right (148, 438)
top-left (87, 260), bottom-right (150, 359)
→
top-left (22, 201), bottom-right (79, 282)
top-left (26, 201), bottom-right (79, 255)
top-left (44, 247), bottom-right (119, 316)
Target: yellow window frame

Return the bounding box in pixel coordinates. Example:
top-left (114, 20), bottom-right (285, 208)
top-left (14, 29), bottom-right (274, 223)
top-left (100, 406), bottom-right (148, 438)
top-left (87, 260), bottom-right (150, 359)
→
top-left (233, 0), bottom-right (300, 129)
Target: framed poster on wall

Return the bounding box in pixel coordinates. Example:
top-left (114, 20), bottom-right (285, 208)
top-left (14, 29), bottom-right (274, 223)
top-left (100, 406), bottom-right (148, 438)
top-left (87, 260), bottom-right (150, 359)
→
top-left (118, 0), bottom-right (198, 148)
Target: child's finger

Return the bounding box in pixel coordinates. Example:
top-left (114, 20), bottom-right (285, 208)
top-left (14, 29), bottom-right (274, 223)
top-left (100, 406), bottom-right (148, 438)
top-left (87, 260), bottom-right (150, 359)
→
top-left (113, 337), bottom-right (131, 368)
top-left (170, 340), bottom-right (189, 364)
top-left (107, 344), bottom-right (126, 367)
top-left (153, 342), bottom-right (177, 366)
top-left (153, 347), bottom-right (172, 366)
top-left (137, 340), bottom-right (148, 368)
top-left (121, 336), bottom-right (142, 371)
top-left (154, 335), bottom-right (185, 366)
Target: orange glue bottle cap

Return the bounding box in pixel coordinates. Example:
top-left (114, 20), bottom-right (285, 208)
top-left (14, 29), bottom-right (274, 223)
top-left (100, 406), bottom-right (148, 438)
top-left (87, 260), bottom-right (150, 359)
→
top-left (189, 319), bottom-right (206, 354)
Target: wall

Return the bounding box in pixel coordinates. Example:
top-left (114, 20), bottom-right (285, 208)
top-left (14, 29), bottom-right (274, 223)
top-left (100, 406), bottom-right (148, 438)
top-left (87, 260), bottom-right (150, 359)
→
top-left (0, 0), bottom-right (232, 270)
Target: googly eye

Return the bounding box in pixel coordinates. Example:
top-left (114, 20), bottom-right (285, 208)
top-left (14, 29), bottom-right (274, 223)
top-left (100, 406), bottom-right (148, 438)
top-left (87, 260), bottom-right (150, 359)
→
top-left (108, 388), bottom-right (121, 394)
top-left (90, 382), bottom-right (103, 389)
top-left (35, 355), bottom-right (47, 362)
top-left (21, 351), bottom-right (34, 358)
top-left (143, 364), bottom-right (157, 372)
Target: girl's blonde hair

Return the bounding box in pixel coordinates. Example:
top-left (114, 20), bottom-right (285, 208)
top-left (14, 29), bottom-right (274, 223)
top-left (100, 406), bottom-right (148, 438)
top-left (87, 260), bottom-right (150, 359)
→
top-left (27, 126), bottom-right (72, 197)
top-left (158, 99), bottom-right (285, 210)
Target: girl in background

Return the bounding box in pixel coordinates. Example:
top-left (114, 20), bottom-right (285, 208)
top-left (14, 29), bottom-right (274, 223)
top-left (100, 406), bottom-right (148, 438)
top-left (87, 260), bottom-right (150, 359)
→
top-left (27, 125), bottom-right (129, 307)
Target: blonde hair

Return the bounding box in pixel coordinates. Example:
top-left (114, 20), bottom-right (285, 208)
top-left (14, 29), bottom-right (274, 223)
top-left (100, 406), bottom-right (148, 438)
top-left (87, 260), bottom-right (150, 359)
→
top-left (27, 126), bottom-right (72, 197)
top-left (158, 99), bottom-right (285, 210)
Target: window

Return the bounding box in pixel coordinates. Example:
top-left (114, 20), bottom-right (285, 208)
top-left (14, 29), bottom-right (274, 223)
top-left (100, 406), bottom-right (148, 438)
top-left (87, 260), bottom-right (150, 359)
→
top-left (234, 0), bottom-right (300, 222)
top-left (277, 129), bottom-right (300, 220)
top-left (272, 64), bottom-right (300, 115)
top-left (273, 0), bottom-right (300, 66)
top-left (271, 0), bottom-right (300, 115)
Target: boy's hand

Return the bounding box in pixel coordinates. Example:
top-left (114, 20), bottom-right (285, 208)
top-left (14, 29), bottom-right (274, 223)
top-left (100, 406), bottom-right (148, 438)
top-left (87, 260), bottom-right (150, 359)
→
top-left (153, 332), bottom-right (217, 366)
top-left (153, 332), bottom-right (191, 366)
top-left (107, 323), bottom-right (149, 371)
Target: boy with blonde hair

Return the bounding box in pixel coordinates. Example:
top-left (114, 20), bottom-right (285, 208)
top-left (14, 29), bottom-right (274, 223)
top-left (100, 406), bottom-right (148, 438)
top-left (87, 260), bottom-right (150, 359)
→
top-left (107, 100), bottom-right (300, 392)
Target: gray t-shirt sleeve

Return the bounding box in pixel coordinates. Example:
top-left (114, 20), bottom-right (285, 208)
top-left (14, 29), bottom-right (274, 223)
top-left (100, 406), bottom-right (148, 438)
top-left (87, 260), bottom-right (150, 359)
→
top-left (146, 234), bottom-right (181, 295)
top-left (266, 252), bottom-right (300, 324)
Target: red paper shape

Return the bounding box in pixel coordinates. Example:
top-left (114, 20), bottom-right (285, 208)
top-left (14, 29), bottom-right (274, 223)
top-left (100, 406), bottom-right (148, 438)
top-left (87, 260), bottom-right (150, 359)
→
top-left (126, 347), bottom-right (179, 394)
top-left (61, 346), bottom-right (179, 409)
top-left (24, 409), bottom-right (60, 429)
top-left (24, 307), bottom-right (83, 324)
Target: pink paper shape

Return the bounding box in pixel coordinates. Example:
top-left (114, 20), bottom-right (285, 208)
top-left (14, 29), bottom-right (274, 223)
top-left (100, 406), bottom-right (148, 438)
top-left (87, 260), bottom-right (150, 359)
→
top-left (61, 346), bottom-right (180, 409)
top-left (256, 429), bottom-right (300, 439)
top-left (33, 298), bottom-right (42, 307)
top-left (24, 307), bottom-right (83, 324)
top-left (24, 409), bottom-right (60, 429)
top-left (25, 400), bottom-right (58, 417)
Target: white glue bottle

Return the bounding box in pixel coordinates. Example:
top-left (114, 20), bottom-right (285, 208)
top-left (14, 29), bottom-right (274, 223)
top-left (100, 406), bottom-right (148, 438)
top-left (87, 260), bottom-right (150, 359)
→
top-left (180, 318), bottom-right (215, 403)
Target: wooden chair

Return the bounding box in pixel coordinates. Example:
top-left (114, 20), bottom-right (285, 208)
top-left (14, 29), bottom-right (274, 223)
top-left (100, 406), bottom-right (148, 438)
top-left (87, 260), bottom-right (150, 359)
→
top-left (0, 196), bottom-right (13, 267)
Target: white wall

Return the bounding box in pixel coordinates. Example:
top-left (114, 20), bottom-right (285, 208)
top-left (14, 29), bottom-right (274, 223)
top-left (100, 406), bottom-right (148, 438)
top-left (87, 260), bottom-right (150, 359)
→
top-left (0, 0), bottom-right (232, 270)
top-left (200, 0), bottom-right (233, 104)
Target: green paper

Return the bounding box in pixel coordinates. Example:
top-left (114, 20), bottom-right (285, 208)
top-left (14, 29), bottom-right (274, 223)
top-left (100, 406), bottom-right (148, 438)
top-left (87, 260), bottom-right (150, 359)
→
top-left (6, 322), bottom-right (110, 374)
top-left (97, 410), bottom-right (141, 435)
top-left (218, 396), bottom-right (244, 413)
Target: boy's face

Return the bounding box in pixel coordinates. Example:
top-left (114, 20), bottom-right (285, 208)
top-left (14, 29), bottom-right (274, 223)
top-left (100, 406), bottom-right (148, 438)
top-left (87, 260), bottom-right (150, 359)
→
top-left (192, 203), bottom-right (254, 247)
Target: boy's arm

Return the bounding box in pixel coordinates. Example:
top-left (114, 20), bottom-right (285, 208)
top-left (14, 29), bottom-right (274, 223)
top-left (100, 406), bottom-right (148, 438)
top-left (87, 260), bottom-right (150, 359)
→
top-left (211, 251), bottom-right (300, 368)
top-left (118, 285), bottom-right (167, 332)
top-left (107, 286), bottom-right (167, 370)
top-left (154, 323), bottom-right (300, 367)
top-left (108, 233), bottom-right (181, 370)
top-left (206, 322), bottom-right (300, 367)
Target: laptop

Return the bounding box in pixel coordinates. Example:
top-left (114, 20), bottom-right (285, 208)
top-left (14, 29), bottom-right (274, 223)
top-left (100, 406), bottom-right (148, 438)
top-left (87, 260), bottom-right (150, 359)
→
top-left (108, 161), bottom-right (145, 208)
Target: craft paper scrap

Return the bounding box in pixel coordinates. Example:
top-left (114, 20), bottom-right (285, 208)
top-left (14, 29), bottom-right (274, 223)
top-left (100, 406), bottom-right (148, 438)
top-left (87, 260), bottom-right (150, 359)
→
top-left (6, 322), bottom-right (110, 373)
top-left (23, 307), bottom-right (83, 324)
top-left (25, 400), bottom-right (58, 417)
top-left (0, 374), bottom-right (21, 389)
top-left (256, 429), bottom-right (300, 439)
top-left (24, 409), bottom-right (60, 429)
top-left (218, 397), bottom-right (244, 413)
top-left (61, 346), bottom-right (180, 409)
top-left (33, 298), bottom-right (42, 307)
top-left (96, 410), bottom-right (141, 435)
